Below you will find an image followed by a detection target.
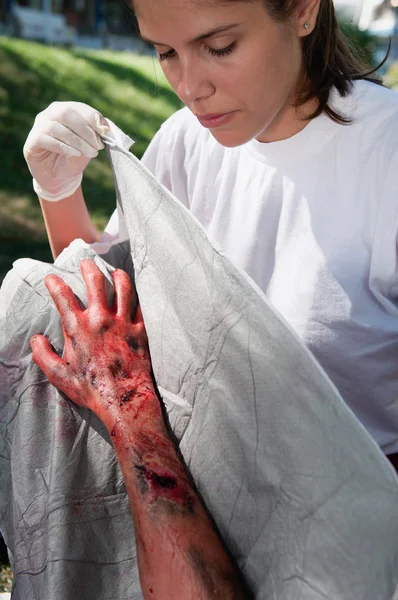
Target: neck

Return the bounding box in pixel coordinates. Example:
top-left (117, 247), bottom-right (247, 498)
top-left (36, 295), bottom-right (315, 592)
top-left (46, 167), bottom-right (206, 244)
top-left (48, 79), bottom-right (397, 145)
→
top-left (256, 95), bottom-right (319, 143)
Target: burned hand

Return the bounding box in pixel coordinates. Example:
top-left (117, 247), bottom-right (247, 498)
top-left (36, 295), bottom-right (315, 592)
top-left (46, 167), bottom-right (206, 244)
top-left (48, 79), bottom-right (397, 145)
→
top-left (30, 259), bottom-right (155, 425)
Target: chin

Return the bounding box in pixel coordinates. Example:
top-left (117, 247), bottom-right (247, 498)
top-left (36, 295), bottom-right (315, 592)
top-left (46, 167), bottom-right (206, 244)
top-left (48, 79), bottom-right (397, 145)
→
top-left (209, 127), bottom-right (256, 148)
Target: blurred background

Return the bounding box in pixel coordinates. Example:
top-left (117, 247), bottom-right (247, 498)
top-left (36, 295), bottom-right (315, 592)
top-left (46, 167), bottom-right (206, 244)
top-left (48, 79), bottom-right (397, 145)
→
top-left (1, 0), bottom-right (398, 591)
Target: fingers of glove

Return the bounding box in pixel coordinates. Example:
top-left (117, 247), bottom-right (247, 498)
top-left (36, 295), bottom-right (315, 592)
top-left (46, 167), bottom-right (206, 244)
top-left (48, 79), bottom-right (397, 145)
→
top-left (30, 334), bottom-right (69, 387)
top-left (46, 102), bottom-right (107, 151)
top-left (44, 274), bottom-right (82, 335)
top-left (24, 132), bottom-right (78, 162)
top-left (64, 101), bottom-right (109, 134)
top-left (30, 123), bottom-right (100, 159)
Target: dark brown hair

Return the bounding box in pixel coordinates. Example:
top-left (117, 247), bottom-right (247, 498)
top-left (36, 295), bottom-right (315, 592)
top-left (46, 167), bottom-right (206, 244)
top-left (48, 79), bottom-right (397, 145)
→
top-left (259, 0), bottom-right (382, 123)
top-left (130, 0), bottom-right (383, 124)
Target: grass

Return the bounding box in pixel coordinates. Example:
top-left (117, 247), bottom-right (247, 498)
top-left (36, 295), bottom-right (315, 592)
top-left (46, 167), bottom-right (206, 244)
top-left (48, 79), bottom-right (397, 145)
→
top-left (0, 36), bottom-right (182, 282)
top-left (0, 564), bottom-right (12, 593)
top-left (0, 539), bottom-right (11, 592)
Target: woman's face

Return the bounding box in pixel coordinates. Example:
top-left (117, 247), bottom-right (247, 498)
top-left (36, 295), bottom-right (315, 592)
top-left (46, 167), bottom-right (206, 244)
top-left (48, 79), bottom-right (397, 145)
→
top-left (134, 0), bottom-right (311, 146)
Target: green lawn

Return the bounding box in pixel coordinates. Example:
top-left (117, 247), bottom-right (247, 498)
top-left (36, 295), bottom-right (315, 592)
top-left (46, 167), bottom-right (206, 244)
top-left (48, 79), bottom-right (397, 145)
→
top-left (0, 36), bottom-right (182, 282)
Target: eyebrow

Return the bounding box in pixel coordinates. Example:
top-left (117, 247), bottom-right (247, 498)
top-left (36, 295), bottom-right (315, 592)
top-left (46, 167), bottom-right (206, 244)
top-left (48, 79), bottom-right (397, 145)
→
top-left (140, 23), bottom-right (240, 46)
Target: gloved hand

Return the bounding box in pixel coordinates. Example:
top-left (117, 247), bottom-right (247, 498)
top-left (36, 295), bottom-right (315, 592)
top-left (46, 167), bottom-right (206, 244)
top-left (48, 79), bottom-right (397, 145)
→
top-left (23, 101), bottom-right (110, 202)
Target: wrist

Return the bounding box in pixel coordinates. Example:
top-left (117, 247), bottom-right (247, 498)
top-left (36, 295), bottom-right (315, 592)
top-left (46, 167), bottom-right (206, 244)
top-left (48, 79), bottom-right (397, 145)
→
top-left (33, 173), bottom-right (83, 202)
top-left (93, 384), bottom-right (165, 440)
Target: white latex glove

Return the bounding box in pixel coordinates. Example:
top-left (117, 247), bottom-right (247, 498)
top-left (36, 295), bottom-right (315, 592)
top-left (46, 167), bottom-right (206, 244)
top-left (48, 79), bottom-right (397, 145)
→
top-left (23, 101), bottom-right (110, 202)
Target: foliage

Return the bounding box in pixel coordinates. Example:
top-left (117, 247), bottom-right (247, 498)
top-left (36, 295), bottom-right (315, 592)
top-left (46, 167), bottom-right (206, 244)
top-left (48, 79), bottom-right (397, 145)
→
top-left (0, 36), bottom-right (182, 281)
top-left (0, 564), bottom-right (12, 593)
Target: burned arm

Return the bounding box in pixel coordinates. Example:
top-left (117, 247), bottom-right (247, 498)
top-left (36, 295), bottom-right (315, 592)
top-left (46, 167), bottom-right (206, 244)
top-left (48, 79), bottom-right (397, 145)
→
top-left (110, 400), bottom-right (247, 600)
top-left (30, 259), bottom-right (249, 600)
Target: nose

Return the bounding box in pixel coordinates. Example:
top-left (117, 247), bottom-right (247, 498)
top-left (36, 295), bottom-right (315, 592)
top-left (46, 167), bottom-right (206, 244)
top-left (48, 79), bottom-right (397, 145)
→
top-left (175, 55), bottom-right (215, 106)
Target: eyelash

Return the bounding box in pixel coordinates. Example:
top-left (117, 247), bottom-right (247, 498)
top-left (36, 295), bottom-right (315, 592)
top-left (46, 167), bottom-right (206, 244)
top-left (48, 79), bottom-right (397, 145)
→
top-left (158, 43), bottom-right (235, 62)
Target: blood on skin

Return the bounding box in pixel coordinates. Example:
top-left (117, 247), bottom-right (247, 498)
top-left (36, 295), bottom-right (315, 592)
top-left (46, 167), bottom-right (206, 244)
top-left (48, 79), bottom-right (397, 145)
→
top-left (126, 336), bottom-right (140, 352)
top-left (90, 370), bottom-right (97, 388)
top-left (120, 389), bottom-right (136, 404)
top-left (109, 359), bottom-right (129, 380)
top-left (134, 464), bottom-right (194, 513)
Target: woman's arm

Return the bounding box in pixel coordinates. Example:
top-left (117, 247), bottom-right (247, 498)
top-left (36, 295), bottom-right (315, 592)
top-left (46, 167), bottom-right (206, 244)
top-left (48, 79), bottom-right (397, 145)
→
top-left (40, 187), bottom-right (100, 259)
top-left (24, 102), bottom-right (108, 258)
top-left (30, 259), bottom-right (250, 600)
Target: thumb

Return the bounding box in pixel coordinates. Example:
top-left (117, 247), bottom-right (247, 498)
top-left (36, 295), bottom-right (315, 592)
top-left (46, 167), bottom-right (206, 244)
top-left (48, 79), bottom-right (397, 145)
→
top-left (94, 113), bottom-right (110, 136)
top-left (67, 102), bottom-right (109, 137)
top-left (30, 334), bottom-right (68, 388)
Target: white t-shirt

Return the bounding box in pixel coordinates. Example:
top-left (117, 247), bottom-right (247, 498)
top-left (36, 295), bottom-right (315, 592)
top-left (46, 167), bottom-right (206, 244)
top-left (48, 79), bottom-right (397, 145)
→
top-left (104, 80), bottom-right (398, 454)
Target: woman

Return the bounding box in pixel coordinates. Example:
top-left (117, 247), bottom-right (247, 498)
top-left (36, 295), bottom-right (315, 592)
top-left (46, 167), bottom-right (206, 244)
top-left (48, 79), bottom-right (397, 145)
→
top-left (24, 1), bottom-right (398, 465)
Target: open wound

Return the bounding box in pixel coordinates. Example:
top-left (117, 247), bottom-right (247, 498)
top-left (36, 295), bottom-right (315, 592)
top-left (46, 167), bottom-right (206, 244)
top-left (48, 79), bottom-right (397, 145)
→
top-left (135, 464), bottom-right (194, 513)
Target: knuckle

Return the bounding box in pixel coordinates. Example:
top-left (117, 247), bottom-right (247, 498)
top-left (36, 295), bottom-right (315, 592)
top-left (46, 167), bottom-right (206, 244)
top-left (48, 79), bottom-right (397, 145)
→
top-left (49, 100), bottom-right (65, 112)
top-left (86, 270), bottom-right (102, 287)
top-left (134, 322), bottom-right (148, 343)
top-left (52, 284), bottom-right (67, 301)
top-left (88, 310), bottom-right (109, 331)
top-left (23, 138), bottom-right (32, 158)
top-left (56, 105), bottom-right (70, 123)
top-left (43, 102), bottom-right (60, 119)
top-left (47, 101), bottom-right (71, 124)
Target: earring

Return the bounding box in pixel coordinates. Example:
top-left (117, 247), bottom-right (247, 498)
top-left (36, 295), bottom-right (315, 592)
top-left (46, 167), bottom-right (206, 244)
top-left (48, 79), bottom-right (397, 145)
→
top-left (304, 22), bottom-right (310, 30)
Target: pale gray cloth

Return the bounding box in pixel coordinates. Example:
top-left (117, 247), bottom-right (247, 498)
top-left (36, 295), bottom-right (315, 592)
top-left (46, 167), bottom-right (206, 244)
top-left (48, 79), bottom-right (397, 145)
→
top-left (0, 122), bottom-right (397, 600)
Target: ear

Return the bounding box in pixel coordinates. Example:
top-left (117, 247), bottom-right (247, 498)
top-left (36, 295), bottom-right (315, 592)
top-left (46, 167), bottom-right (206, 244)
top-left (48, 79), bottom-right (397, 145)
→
top-left (295, 0), bottom-right (321, 37)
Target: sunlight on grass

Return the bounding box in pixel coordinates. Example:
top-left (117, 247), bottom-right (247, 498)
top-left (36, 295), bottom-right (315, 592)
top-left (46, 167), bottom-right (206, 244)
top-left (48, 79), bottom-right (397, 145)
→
top-left (0, 36), bottom-right (182, 280)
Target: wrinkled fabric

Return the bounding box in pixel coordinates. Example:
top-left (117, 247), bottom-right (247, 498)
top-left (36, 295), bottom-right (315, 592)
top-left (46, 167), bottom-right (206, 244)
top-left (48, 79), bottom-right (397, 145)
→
top-left (0, 122), bottom-right (398, 600)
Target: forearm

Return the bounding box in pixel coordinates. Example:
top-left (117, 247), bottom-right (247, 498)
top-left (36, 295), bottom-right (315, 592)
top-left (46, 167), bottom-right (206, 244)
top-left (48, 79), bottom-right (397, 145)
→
top-left (102, 394), bottom-right (248, 600)
top-left (39, 186), bottom-right (100, 259)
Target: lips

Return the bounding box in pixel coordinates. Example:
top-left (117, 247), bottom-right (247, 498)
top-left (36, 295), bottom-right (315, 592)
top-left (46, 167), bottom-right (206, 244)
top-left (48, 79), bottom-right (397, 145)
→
top-left (195, 111), bottom-right (237, 128)
top-left (196, 112), bottom-right (228, 119)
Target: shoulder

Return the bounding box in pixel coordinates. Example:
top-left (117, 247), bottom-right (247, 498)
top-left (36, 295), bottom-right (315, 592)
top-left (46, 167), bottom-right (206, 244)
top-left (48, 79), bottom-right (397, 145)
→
top-left (333, 80), bottom-right (398, 143)
top-left (351, 79), bottom-right (398, 118)
top-left (330, 80), bottom-right (398, 122)
top-left (327, 81), bottom-right (398, 168)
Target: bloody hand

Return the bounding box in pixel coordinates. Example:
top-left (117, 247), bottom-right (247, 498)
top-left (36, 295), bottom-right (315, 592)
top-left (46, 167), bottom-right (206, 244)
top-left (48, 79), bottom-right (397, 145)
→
top-left (30, 259), bottom-right (157, 430)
